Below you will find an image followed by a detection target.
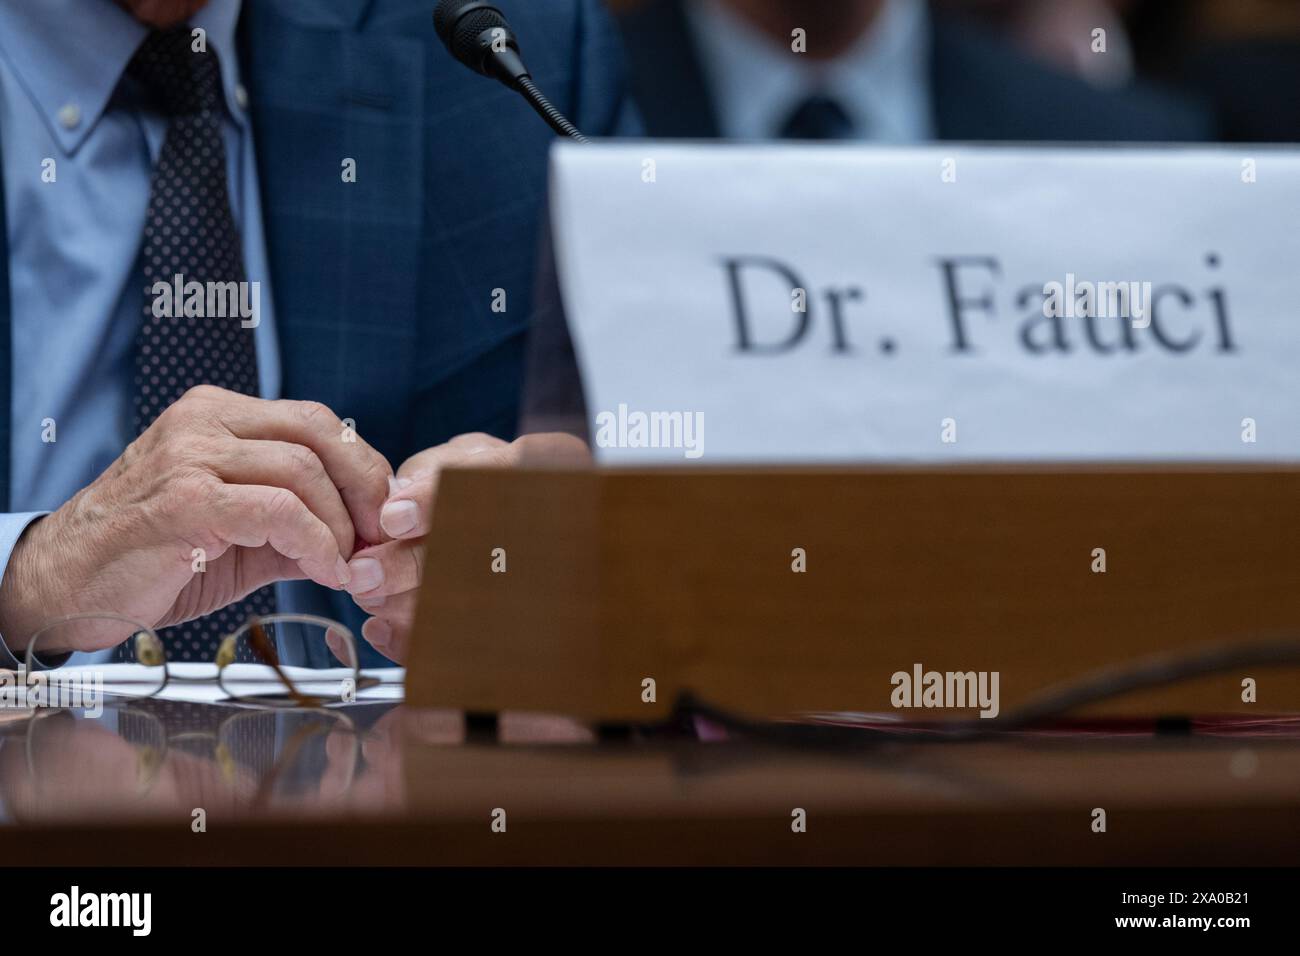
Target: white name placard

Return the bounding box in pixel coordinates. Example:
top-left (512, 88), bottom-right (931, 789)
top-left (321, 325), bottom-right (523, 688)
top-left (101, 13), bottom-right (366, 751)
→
top-left (550, 143), bottom-right (1300, 463)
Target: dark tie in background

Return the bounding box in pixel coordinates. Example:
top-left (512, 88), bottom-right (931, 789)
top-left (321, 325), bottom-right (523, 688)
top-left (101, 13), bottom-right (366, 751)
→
top-left (118, 27), bottom-right (273, 663)
top-left (779, 93), bottom-right (857, 141)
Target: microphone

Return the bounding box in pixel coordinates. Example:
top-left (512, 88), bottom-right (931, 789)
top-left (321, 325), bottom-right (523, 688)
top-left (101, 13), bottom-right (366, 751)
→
top-left (433, 0), bottom-right (589, 143)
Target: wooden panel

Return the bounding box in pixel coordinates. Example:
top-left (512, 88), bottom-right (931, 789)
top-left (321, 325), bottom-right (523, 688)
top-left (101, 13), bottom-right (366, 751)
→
top-left (407, 469), bottom-right (604, 706)
top-left (408, 467), bottom-right (1300, 720)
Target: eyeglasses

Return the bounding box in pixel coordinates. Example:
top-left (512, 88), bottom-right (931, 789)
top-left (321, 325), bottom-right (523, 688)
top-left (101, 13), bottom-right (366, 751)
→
top-left (23, 613), bottom-right (380, 708)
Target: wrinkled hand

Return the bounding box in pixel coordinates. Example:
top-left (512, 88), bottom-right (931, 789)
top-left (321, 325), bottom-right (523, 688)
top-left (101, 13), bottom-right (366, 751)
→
top-left (343, 432), bottom-right (590, 663)
top-left (0, 386), bottom-right (392, 655)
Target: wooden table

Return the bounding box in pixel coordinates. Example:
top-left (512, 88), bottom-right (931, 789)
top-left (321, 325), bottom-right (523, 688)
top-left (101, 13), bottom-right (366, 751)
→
top-left (3, 700), bottom-right (1298, 865)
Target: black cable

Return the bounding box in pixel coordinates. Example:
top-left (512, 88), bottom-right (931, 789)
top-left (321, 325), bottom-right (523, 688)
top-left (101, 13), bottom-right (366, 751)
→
top-left (990, 638), bottom-right (1300, 732)
top-left (671, 637), bottom-right (1300, 749)
top-left (516, 76), bottom-right (589, 143)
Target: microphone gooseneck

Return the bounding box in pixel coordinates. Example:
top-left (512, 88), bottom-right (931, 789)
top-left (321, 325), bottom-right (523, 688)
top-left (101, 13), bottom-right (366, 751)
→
top-left (432, 0), bottom-right (590, 142)
top-left (515, 76), bottom-right (590, 143)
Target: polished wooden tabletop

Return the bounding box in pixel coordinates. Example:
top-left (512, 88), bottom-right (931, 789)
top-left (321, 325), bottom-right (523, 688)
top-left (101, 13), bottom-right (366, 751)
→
top-left (3, 698), bottom-right (1299, 865)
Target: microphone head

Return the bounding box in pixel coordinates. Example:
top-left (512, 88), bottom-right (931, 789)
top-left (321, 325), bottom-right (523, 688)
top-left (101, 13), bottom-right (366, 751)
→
top-left (433, 0), bottom-right (521, 78)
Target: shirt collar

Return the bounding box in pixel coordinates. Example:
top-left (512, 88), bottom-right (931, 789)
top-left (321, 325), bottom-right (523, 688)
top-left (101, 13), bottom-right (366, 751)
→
top-left (0, 0), bottom-right (246, 156)
top-left (688, 0), bottom-right (934, 143)
top-left (193, 0), bottom-right (249, 131)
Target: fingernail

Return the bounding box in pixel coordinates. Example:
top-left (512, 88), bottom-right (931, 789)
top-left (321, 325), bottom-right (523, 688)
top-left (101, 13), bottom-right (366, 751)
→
top-left (348, 556), bottom-right (384, 594)
top-left (380, 499), bottom-right (420, 537)
top-left (363, 617), bottom-right (391, 647)
top-left (387, 475), bottom-right (413, 495)
top-left (335, 556), bottom-right (351, 588)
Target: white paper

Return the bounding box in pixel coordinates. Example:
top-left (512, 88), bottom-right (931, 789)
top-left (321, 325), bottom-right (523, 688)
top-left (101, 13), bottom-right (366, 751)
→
top-left (551, 143), bottom-right (1300, 463)
top-left (55, 662), bottom-right (404, 706)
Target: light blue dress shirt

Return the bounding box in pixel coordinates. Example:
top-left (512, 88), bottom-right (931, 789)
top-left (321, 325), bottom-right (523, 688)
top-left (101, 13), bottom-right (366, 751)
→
top-left (687, 0), bottom-right (935, 143)
top-left (0, 0), bottom-right (280, 665)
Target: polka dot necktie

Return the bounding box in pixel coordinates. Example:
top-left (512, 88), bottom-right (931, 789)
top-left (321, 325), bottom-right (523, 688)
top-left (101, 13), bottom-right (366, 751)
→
top-left (119, 27), bottom-right (274, 663)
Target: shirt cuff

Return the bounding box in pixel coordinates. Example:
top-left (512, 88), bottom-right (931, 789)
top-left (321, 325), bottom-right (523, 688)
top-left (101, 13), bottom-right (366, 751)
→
top-left (0, 512), bottom-right (51, 668)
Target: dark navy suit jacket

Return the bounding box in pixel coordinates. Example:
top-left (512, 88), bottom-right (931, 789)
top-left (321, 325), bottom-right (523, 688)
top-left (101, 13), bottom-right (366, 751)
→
top-left (0, 0), bottom-right (636, 651)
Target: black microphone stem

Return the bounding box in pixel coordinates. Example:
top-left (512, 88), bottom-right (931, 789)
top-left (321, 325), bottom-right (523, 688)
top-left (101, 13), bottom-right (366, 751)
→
top-left (515, 76), bottom-right (589, 143)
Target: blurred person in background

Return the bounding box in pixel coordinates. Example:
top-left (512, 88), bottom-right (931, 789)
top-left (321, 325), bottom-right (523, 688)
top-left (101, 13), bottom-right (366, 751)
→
top-left (946, 0), bottom-right (1137, 89)
top-left (1126, 0), bottom-right (1300, 142)
top-left (611, 0), bottom-right (1213, 143)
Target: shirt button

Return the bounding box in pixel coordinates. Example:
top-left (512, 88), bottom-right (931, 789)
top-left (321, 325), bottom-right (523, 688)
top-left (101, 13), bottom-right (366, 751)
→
top-left (235, 83), bottom-right (249, 110)
top-left (57, 102), bottom-right (81, 129)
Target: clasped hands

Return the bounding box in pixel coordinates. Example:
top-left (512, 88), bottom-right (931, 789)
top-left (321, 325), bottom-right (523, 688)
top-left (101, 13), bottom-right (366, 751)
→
top-left (0, 386), bottom-right (588, 663)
